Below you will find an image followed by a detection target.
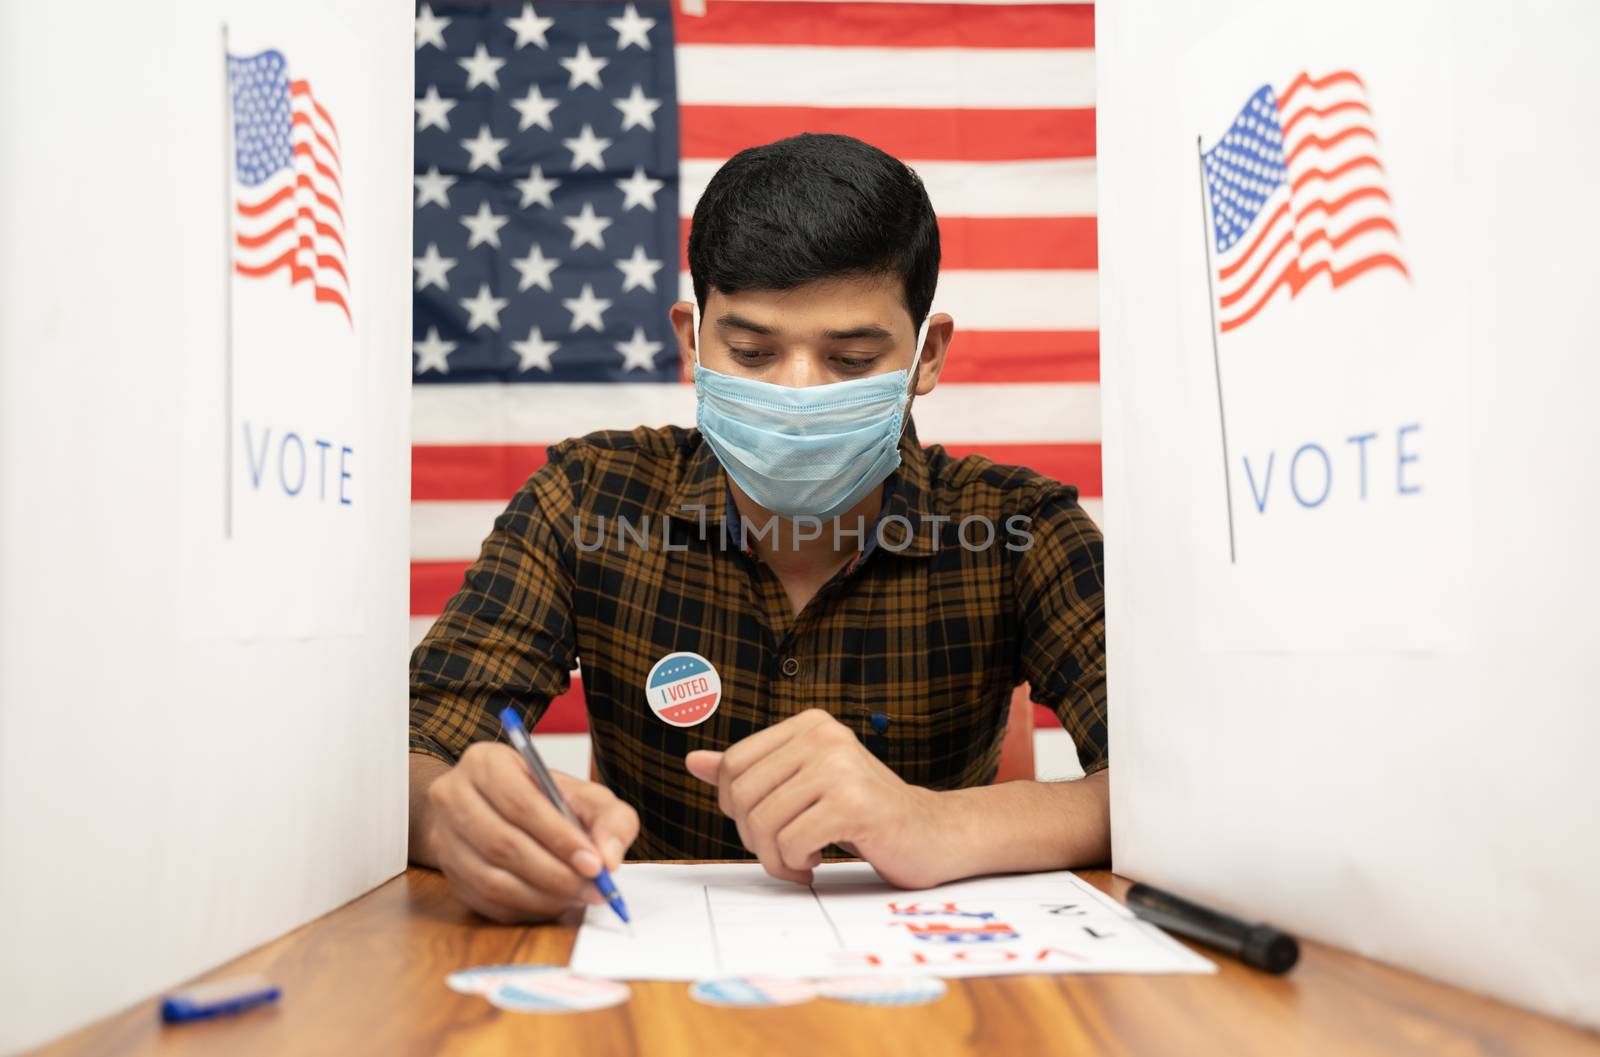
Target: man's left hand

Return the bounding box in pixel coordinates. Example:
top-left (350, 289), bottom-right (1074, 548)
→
top-left (685, 709), bottom-right (950, 888)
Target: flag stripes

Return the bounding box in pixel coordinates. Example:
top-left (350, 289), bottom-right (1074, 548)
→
top-left (1205, 70), bottom-right (1407, 333)
top-left (410, 3), bottom-right (1102, 756)
top-left (230, 51), bottom-right (352, 322)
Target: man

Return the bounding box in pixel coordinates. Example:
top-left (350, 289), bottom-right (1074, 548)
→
top-left (408, 133), bottom-right (1107, 923)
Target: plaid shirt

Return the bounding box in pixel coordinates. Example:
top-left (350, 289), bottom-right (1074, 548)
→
top-left (410, 422), bottom-right (1107, 861)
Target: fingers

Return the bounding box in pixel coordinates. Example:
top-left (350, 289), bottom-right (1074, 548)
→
top-left (452, 761), bottom-right (597, 903)
top-left (723, 736), bottom-right (808, 821)
top-left (775, 801), bottom-right (836, 877)
top-left (427, 783), bottom-right (593, 922)
top-left (692, 711), bottom-right (848, 885)
top-left (471, 749), bottom-right (601, 884)
top-left (719, 710), bottom-right (831, 780)
top-left (744, 769), bottom-right (829, 884)
top-left (560, 771), bottom-right (641, 871)
top-left (684, 750), bottom-right (722, 786)
top-left (428, 743), bottom-right (648, 922)
top-left (437, 835), bottom-right (574, 923)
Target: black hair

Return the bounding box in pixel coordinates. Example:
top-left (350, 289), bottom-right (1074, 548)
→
top-left (687, 133), bottom-right (940, 328)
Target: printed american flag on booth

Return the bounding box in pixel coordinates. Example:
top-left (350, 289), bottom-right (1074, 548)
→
top-left (228, 49), bottom-right (351, 323)
top-left (1202, 70), bottom-right (1408, 333)
top-left (410, 0), bottom-right (1100, 749)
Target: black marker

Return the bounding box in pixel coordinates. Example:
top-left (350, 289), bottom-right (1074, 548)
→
top-left (1126, 882), bottom-right (1299, 974)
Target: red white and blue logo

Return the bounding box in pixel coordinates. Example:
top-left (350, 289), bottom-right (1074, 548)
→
top-left (1201, 70), bottom-right (1408, 334)
top-left (645, 651), bottom-right (721, 727)
top-left (889, 903), bottom-right (1020, 944)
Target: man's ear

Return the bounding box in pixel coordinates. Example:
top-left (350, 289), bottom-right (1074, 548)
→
top-left (914, 312), bottom-right (955, 396)
top-left (669, 299), bottom-right (697, 381)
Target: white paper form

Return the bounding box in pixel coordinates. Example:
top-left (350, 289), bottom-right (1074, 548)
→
top-left (568, 862), bottom-right (1214, 980)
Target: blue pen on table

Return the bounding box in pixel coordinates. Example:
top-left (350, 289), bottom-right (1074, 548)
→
top-left (497, 706), bottom-right (632, 929)
top-left (160, 975), bottom-right (280, 1024)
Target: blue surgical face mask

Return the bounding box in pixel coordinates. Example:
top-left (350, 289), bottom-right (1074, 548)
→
top-left (691, 302), bottom-right (931, 520)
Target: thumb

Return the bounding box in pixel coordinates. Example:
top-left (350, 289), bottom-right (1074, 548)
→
top-left (685, 750), bottom-right (723, 785)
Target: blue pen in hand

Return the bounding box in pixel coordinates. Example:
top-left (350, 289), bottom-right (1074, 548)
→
top-left (497, 706), bottom-right (632, 928)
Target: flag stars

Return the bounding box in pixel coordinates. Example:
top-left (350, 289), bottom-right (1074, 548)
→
top-left (462, 284), bottom-right (510, 331)
top-left (460, 201), bottom-right (510, 249)
top-left (413, 243), bottom-right (457, 291)
top-left (462, 125), bottom-right (509, 171)
top-left (560, 43), bottom-right (609, 90)
top-left (413, 327), bottom-right (456, 374)
top-left (415, 3), bottom-right (450, 50)
top-left (415, 85), bottom-right (456, 132)
top-left (516, 165), bottom-right (561, 209)
top-left (563, 283), bottom-right (613, 332)
top-left (511, 83), bottom-right (560, 131)
top-left (505, 3), bottom-right (554, 49)
top-left (511, 326), bottom-right (560, 373)
top-left (615, 166), bottom-right (663, 211)
top-left (414, 16), bottom-right (687, 381)
top-left (459, 44), bottom-right (507, 91)
top-left (563, 202), bottom-right (613, 250)
top-left (615, 244), bottom-right (663, 293)
top-left (512, 244), bottom-right (560, 292)
top-left (615, 327), bottom-right (663, 372)
top-left (563, 124), bottom-right (612, 171)
top-left (613, 84), bottom-right (661, 132)
top-left (608, 4), bottom-right (657, 50)
top-left (414, 166), bottom-right (456, 209)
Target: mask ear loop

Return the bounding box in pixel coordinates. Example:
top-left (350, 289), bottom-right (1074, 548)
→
top-left (907, 313), bottom-right (932, 395)
top-left (690, 301), bottom-right (701, 368)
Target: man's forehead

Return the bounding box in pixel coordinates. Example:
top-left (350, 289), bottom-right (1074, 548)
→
top-left (706, 278), bottom-right (912, 335)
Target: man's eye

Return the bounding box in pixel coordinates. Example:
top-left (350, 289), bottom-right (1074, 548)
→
top-left (728, 347), bottom-right (768, 362)
top-left (835, 355), bottom-right (878, 370)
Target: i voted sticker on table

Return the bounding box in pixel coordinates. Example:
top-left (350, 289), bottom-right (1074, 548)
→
top-left (488, 973), bottom-right (631, 1013)
top-left (645, 652), bottom-right (721, 727)
top-left (688, 977), bottom-right (817, 1008)
top-left (446, 964), bottom-right (562, 995)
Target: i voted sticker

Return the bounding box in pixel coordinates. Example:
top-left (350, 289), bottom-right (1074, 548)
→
top-left (447, 964), bottom-right (562, 995)
top-left (688, 977), bottom-right (816, 1008)
top-left (645, 652), bottom-right (721, 727)
top-left (488, 973), bottom-right (630, 1013)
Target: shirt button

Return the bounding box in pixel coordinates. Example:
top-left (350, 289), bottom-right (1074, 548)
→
top-left (780, 657), bottom-right (800, 677)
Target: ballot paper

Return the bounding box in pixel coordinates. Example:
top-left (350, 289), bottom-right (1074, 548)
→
top-left (568, 863), bottom-right (1215, 980)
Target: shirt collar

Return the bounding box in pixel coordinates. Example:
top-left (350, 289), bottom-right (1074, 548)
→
top-left (666, 434), bottom-right (730, 531)
top-left (865, 418), bottom-right (938, 558)
top-left (666, 420), bottom-right (938, 559)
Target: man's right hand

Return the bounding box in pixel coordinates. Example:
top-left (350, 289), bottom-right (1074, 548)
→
top-left (411, 744), bottom-right (639, 923)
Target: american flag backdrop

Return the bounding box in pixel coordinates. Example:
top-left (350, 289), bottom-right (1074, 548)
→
top-left (1202, 70), bottom-right (1408, 333)
top-left (228, 49), bottom-right (351, 323)
top-left (410, 0), bottom-right (1099, 768)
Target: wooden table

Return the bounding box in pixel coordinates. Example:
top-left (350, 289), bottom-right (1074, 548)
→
top-left (31, 867), bottom-right (1600, 1057)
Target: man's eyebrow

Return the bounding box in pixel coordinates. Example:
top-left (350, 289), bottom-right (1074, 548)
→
top-left (822, 324), bottom-right (895, 341)
top-left (713, 314), bottom-right (896, 342)
top-left (714, 313), bottom-right (777, 336)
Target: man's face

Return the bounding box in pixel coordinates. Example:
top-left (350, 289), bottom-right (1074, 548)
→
top-left (670, 274), bottom-right (950, 396)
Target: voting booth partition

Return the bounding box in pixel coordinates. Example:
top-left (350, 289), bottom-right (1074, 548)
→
top-left (4, 0), bottom-right (1599, 1049)
top-left (1099, 0), bottom-right (1600, 1031)
top-left (0, 1), bottom-right (414, 1052)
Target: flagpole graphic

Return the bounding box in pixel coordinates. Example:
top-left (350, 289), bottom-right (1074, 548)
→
top-left (1197, 135), bottom-right (1237, 565)
top-left (222, 22), bottom-right (235, 539)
